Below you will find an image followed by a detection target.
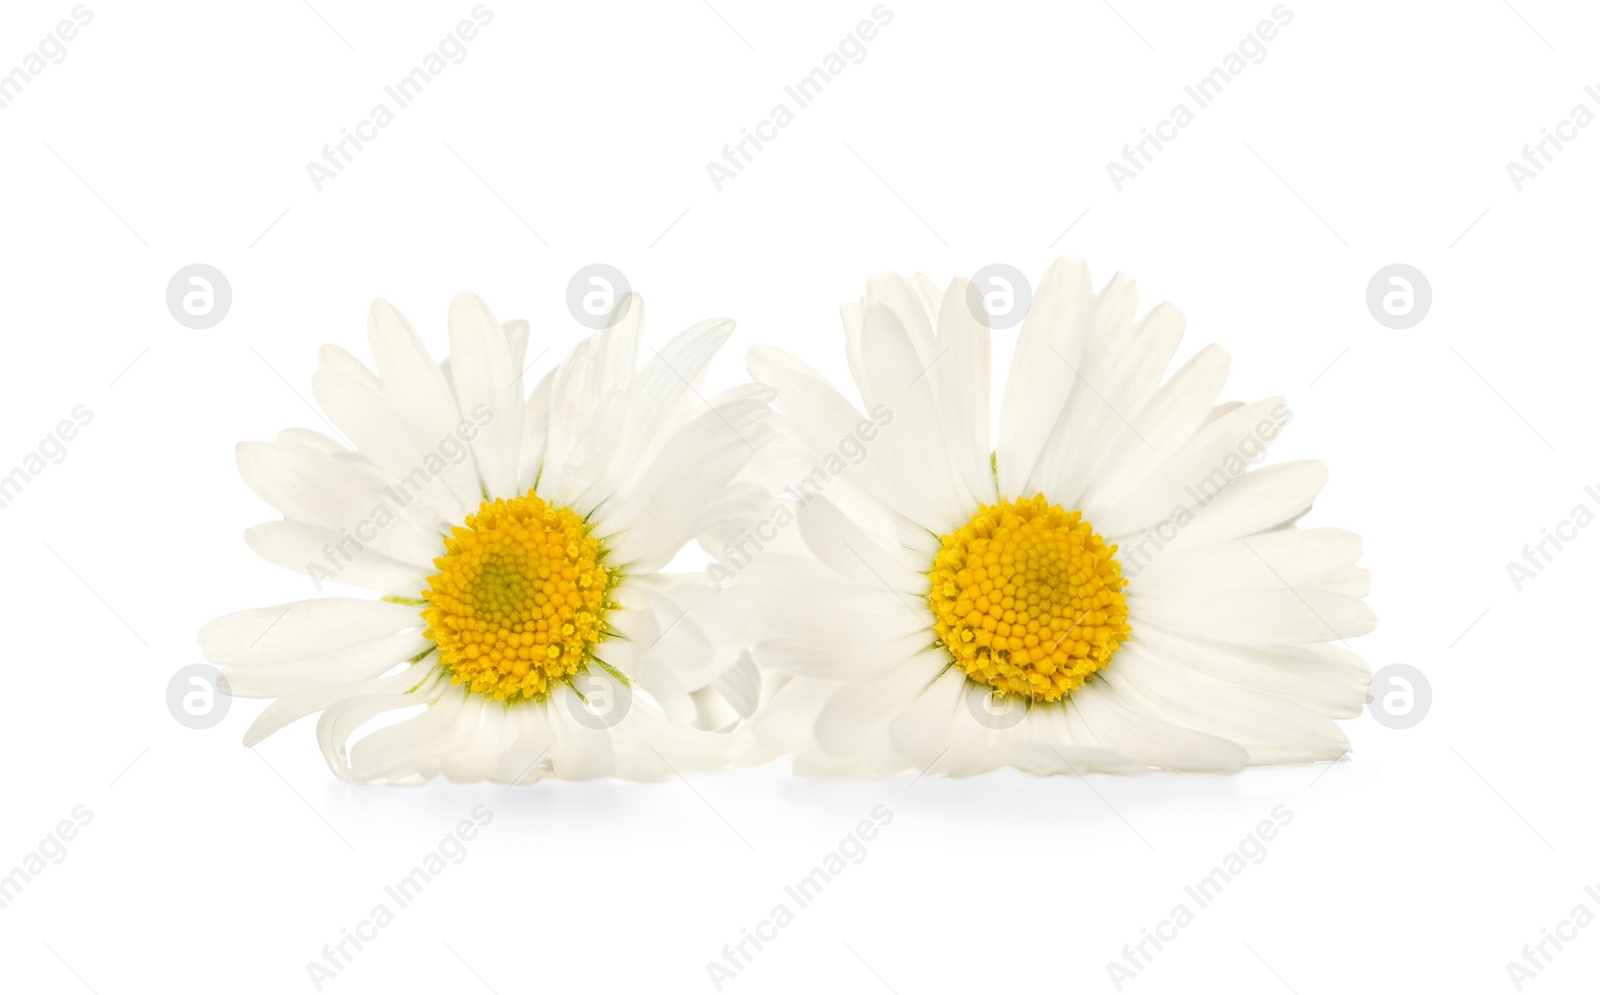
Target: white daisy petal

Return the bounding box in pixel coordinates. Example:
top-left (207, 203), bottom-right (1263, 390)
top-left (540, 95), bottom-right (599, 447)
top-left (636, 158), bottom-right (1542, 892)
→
top-left (1133, 527), bottom-right (1368, 598)
top-left (739, 558), bottom-right (930, 644)
top-left (794, 496), bottom-right (929, 597)
top-left (1069, 681), bottom-right (1250, 771)
top-left (518, 365), bottom-right (556, 491)
top-left (1000, 702), bottom-right (1139, 774)
top-left (501, 318), bottom-right (531, 375)
top-left (558, 390), bottom-right (634, 518)
top-left (583, 292), bottom-right (645, 399)
top-left (602, 392), bottom-right (775, 571)
top-left (755, 630), bottom-right (929, 682)
top-left (243, 521), bottom-right (429, 595)
top-left (439, 697), bottom-right (522, 783)
top-left (1129, 586), bottom-right (1376, 644)
top-left (316, 666), bottom-right (450, 782)
top-left (545, 687), bottom-right (618, 780)
top-left (619, 317), bottom-right (735, 464)
top-left (840, 274), bottom-right (940, 395)
top-left (316, 343), bottom-right (383, 390)
top-left (366, 298), bottom-right (482, 513)
top-left (886, 666), bottom-right (965, 767)
top-left (447, 292), bottom-right (523, 499)
top-left (749, 675), bottom-right (834, 755)
top-left (815, 652), bottom-right (939, 757)
top-left (222, 631), bottom-right (428, 698)
top-left (1134, 625), bottom-right (1370, 719)
top-left (708, 650), bottom-right (762, 721)
top-left (1136, 459), bottom-right (1330, 554)
top-left (199, 598), bottom-right (422, 666)
top-left (536, 340), bottom-right (602, 505)
top-left (311, 367), bottom-right (466, 524)
top-left (995, 258), bottom-right (1095, 496)
top-left (1105, 645), bottom-right (1349, 763)
top-left (273, 427), bottom-right (346, 455)
top-left (495, 704), bottom-right (558, 784)
top-left (1087, 397), bottom-right (1291, 537)
top-left (1079, 343), bottom-right (1231, 511)
top-left (245, 660), bottom-right (438, 751)
top-left (235, 440), bottom-right (444, 566)
top-left (1028, 298), bottom-right (1185, 507)
top-left (932, 277), bottom-right (994, 503)
top-left (347, 683), bottom-right (479, 782)
top-left (857, 302), bottom-right (976, 526)
top-left (747, 345), bottom-right (942, 528)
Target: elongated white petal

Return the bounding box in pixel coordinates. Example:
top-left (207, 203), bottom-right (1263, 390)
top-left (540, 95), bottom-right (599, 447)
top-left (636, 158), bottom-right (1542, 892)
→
top-left (223, 631), bottom-right (428, 698)
top-left (447, 292), bottom-right (522, 498)
top-left (236, 440), bottom-right (444, 566)
top-left (996, 259), bottom-right (1095, 496)
top-left (857, 302), bottom-right (976, 528)
top-left (245, 660), bottom-right (438, 749)
top-left (316, 666), bottom-right (449, 781)
top-left (244, 521), bottom-right (429, 595)
top-left (1129, 586), bottom-right (1377, 644)
top-left (200, 598), bottom-right (423, 666)
top-left (603, 392), bottom-right (774, 570)
top-left (932, 277), bottom-right (995, 502)
top-left (367, 298), bottom-right (482, 513)
top-left (815, 652), bottom-right (940, 756)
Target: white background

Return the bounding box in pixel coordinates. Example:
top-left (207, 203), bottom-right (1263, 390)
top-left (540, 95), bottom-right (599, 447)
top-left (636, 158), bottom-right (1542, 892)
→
top-left (1, 1), bottom-right (1596, 992)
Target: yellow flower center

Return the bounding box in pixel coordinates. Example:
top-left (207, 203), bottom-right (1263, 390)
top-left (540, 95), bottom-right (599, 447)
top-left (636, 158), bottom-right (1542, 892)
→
top-left (928, 495), bottom-right (1130, 702)
top-left (421, 491), bottom-right (613, 701)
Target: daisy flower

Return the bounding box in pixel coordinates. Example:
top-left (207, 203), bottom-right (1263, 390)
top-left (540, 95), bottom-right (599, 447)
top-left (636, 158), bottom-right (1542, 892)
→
top-left (741, 259), bottom-right (1375, 776)
top-left (199, 293), bottom-right (769, 783)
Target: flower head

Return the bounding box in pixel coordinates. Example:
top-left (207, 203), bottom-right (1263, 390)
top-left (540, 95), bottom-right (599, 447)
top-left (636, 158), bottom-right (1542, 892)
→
top-left (741, 259), bottom-right (1375, 776)
top-left (200, 293), bottom-right (769, 783)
